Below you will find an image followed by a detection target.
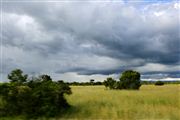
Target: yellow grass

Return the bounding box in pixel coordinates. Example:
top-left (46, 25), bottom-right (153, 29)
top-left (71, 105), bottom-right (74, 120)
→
top-left (61, 84), bottom-right (180, 120)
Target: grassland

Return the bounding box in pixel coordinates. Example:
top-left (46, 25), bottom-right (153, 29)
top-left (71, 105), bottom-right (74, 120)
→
top-left (63, 84), bottom-right (180, 120)
top-left (1, 84), bottom-right (180, 120)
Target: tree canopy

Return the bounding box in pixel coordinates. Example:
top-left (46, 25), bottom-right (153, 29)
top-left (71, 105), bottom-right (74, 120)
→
top-left (104, 70), bottom-right (141, 90)
top-left (8, 69), bottom-right (28, 84)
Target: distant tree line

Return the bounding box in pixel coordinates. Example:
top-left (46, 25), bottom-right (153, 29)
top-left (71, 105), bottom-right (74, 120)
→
top-left (66, 77), bottom-right (180, 86)
top-left (141, 80), bottom-right (180, 85)
top-left (66, 80), bottom-right (103, 86)
top-left (0, 69), bottom-right (71, 118)
top-left (66, 80), bottom-right (180, 86)
top-left (65, 70), bottom-right (142, 90)
top-left (154, 81), bottom-right (164, 86)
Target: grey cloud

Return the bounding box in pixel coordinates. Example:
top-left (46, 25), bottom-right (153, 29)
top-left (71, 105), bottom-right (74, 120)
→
top-left (142, 71), bottom-right (180, 79)
top-left (1, 1), bottom-right (180, 81)
top-left (55, 66), bottom-right (127, 75)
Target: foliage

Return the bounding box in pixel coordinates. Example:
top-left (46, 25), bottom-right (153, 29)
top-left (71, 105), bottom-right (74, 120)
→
top-left (66, 80), bottom-right (179, 86)
top-left (104, 70), bottom-right (141, 90)
top-left (66, 81), bottom-right (103, 86)
top-left (119, 70), bottom-right (141, 89)
top-left (155, 81), bottom-right (164, 86)
top-left (0, 69), bottom-right (72, 118)
top-left (7, 69), bottom-right (28, 84)
top-left (104, 77), bottom-right (116, 89)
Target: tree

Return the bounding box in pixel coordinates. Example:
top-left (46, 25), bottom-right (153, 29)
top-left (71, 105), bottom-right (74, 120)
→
top-left (8, 69), bottom-right (28, 84)
top-left (90, 79), bottom-right (95, 85)
top-left (104, 77), bottom-right (116, 89)
top-left (39, 74), bottom-right (52, 82)
top-left (155, 81), bottom-right (164, 86)
top-left (120, 70), bottom-right (141, 90)
top-left (103, 70), bottom-right (141, 90)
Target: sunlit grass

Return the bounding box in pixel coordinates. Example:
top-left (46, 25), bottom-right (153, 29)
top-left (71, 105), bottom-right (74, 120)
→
top-left (62, 84), bottom-right (180, 120)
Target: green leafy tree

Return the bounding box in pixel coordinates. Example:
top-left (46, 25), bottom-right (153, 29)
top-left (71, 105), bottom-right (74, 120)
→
top-left (120, 70), bottom-right (141, 90)
top-left (8, 69), bottom-right (28, 84)
top-left (103, 70), bottom-right (141, 90)
top-left (27, 78), bottom-right (71, 117)
top-left (39, 74), bottom-right (52, 82)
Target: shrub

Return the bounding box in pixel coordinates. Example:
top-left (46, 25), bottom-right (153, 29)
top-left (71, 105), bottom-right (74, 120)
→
top-left (104, 77), bottom-right (116, 89)
top-left (0, 69), bottom-right (72, 118)
top-left (113, 81), bottom-right (123, 89)
top-left (155, 81), bottom-right (164, 86)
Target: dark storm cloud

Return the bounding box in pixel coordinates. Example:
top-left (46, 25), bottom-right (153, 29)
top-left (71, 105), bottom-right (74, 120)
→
top-left (1, 1), bottom-right (180, 81)
top-left (56, 67), bottom-right (125, 75)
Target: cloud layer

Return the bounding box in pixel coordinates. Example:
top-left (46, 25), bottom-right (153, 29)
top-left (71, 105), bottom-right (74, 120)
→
top-left (1, 1), bottom-right (180, 82)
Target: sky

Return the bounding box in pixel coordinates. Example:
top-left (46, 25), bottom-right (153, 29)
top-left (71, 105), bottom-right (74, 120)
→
top-left (0, 0), bottom-right (180, 82)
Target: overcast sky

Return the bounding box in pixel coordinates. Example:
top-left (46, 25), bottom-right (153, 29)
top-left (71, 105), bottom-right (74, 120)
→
top-left (1, 0), bottom-right (180, 82)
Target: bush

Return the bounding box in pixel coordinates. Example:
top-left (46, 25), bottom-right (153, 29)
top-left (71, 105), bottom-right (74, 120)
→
top-left (0, 69), bottom-right (72, 118)
top-left (155, 81), bottom-right (164, 86)
top-left (119, 70), bottom-right (141, 90)
top-left (104, 77), bottom-right (116, 89)
top-left (113, 81), bottom-right (123, 89)
top-left (104, 70), bottom-right (141, 90)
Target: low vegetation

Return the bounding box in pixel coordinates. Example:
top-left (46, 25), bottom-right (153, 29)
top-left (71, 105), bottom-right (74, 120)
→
top-left (155, 80), bottom-right (165, 86)
top-left (0, 69), bottom-right (71, 118)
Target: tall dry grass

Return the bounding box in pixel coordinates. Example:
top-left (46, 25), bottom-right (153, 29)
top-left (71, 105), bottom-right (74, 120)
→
top-left (62, 84), bottom-right (180, 120)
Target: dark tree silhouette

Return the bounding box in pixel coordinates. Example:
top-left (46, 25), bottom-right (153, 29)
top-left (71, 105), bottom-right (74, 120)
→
top-left (8, 69), bottom-right (28, 84)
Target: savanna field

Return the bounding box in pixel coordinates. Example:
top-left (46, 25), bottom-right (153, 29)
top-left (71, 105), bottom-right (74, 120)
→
top-left (1, 84), bottom-right (179, 120)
